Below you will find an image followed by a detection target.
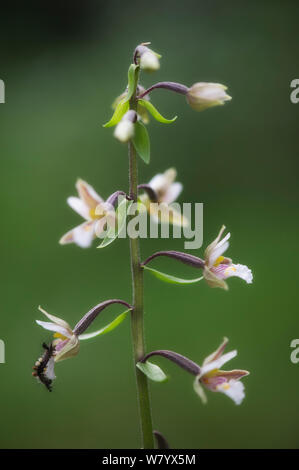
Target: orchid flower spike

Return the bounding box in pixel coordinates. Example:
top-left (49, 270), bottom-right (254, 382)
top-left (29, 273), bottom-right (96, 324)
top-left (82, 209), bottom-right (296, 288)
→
top-left (139, 168), bottom-right (188, 227)
top-left (59, 179), bottom-right (116, 248)
top-left (194, 337), bottom-right (249, 405)
top-left (186, 82), bottom-right (231, 111)
top-left (204, 225), bottom-right (253, 290)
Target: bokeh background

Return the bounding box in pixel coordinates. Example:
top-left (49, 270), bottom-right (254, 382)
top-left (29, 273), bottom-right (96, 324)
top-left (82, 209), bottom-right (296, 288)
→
top-left (0, 0), bottom-right (298, 449)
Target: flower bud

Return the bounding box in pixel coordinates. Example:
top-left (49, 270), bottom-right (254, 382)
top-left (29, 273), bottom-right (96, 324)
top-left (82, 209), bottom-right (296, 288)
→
top-left (113, 110), bottom-right (136, 143)
top-left (140, 49), bottom-right (160, 72)
top-left (186, 82), bottom-right (231, 111)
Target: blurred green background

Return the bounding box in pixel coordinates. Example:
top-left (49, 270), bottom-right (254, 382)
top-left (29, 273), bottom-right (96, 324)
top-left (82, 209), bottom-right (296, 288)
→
top-left (0, 0), bottom-right (298, 449)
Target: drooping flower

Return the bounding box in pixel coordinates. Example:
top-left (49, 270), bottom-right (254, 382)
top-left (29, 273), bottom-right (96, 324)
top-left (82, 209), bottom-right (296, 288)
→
top-left (34, 299), bottom-right (132, 390)
top-left (59, 179), bottom-right (116, 248)
top-left (203, 225), bottom-right (253, 290)
top-left (194, 337), bottom-right (249, 405)
top-left (186, 82), bottom-right (231, 111)
top-left (139, 339), bottom-right (249, 405)
top-left (36, 306), bottom-right (80, 363)
top-left (139, 168), bottom-right (188, 227)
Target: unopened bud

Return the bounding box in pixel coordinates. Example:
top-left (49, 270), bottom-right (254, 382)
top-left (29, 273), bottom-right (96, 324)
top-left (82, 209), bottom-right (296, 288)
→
top-left (186, 82), bottom-right (231, 111)
top-left (114, 110), bottom-right (136, 143)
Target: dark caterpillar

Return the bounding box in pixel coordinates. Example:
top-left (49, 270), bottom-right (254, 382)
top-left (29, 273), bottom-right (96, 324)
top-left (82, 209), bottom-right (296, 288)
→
top-left (32, 342), bottom-right (55, 392)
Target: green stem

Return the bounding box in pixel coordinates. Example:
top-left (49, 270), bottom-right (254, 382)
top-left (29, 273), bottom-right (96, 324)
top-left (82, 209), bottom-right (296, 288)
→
top-left (128, 80), bottom-right (154, 449)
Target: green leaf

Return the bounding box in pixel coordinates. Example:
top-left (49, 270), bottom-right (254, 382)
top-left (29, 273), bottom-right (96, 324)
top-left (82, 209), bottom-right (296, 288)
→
top-left (78, 310), bottom-right (130, 340)
top-left (125, 64), bottom-right (139, 102)
top-left (103, 99), bottom-right (129, 128)
top-left (138, 99), bottom-right (177, 124)
top-left (137, 361), bottom-right (168, 383)
top-left (132, 121), bottom-right (150, 164)
top-left (98, 198), bottom-right (132, 248)
top-left (143, 266), bottom-right (203, 285)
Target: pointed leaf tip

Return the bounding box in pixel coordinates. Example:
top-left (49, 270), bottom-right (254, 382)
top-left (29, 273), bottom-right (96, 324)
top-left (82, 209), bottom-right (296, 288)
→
top-left (138, 99), bottom-right (177, 124)
top-left (103, 99), bottom-right (129, 128)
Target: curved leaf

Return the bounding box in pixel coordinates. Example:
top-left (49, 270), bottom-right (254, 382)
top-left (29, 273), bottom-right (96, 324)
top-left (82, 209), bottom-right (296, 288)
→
top-left (138, 99), bottom-right (177, 124)
top-left (143, 266), bottom-right (203, 285)
top-left (137, 361), bottom-right (168, 383)
top-left (133, 121), bottom-right (150, 164)
top-left (103, 99), bottom-right (129, 128)
top-left (98, 198), bottom-right (132, 248)
top-left (78, 310), bottom-right (129, 340)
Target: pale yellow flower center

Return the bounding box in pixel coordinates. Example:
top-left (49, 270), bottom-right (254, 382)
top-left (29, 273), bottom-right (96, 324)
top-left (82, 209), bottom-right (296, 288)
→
top-left (89, 207), bottom-right (106, 220)
top-left (214, 256), bottom-right (225, 267)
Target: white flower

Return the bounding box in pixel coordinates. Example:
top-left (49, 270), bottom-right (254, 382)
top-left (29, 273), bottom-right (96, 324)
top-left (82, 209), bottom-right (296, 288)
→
top-left (203, 225), bottom-right (253, 290)
top-left (36, 306), bottom-right (80, 363)
top-left (194, 338), bottom-right (249, 405)
top-left (186, 82), bottom-right (231, 111)
top-left (59, 179), bottom-right (115, 248)
top-left (140, 50), bottom-right (160, 72)
top-left (114, 119), bottom-right (135, 143)
top-left (140, 168), bottom-right (188, 227)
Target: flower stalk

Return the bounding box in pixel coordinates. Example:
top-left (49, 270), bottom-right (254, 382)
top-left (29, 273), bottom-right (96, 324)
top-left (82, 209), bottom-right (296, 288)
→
top-left (128, 69), bottom-right (154, 449)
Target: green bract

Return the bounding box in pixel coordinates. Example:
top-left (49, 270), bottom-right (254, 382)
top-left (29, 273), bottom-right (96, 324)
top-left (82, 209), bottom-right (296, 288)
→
top-left (79, 310), bottom-right (130, 340)
top-left (143, 266), bottom-right (203, 285)
top-left (137, 361), bottom-right (168, 383)
top-left (138, 99), bottom-right (177, 124)
top-left (103, 64), bottom-right (139, 128)
top-left (132, 121), bottom-right (150, 164)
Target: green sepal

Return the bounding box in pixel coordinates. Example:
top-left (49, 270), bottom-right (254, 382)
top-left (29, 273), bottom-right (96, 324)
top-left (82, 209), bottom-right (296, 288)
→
top-left (78, 310), bottom-right (130, 340)
top-left (97, 198), bottom-right (133, 248)
top-left (143, 266), bottom-right (203, 285)
top-left (132, 121), bottom-right (150, 164)
top-left (136, 361), bottom-right (168, 383)
top-left (138, 99), bottom-right (177, 124)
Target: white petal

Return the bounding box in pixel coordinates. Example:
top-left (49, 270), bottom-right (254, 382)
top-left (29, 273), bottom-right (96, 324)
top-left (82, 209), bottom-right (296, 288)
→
top-left (44, 357), bottom-right (56, 380)
top-left (217, 380), bottom-right (245, 405)
top-left (73, 221), bottom-right (95, 248)
top-left (148, 173), bottom-right (167, 192)
top-left (38, 306), bottom-right (72, 332)
top-left (163, 182), bottom-right (183, 204)
top-left (76, 179), bottom-right (103, 209)
top-left (35, 320), bottom-right (72, 338)
top-left (193, 377), bottom-right (208, 404)
top-left (224, 264), bottom-right (253, 283)
top-left (67, 196), bottom-right (89, 220)
top-left (203, 337), bottom-right (229, 366)
top-left (59, 228), bottom-right (75, 245)
top-left (200, 350), bottom-right (237, 376)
